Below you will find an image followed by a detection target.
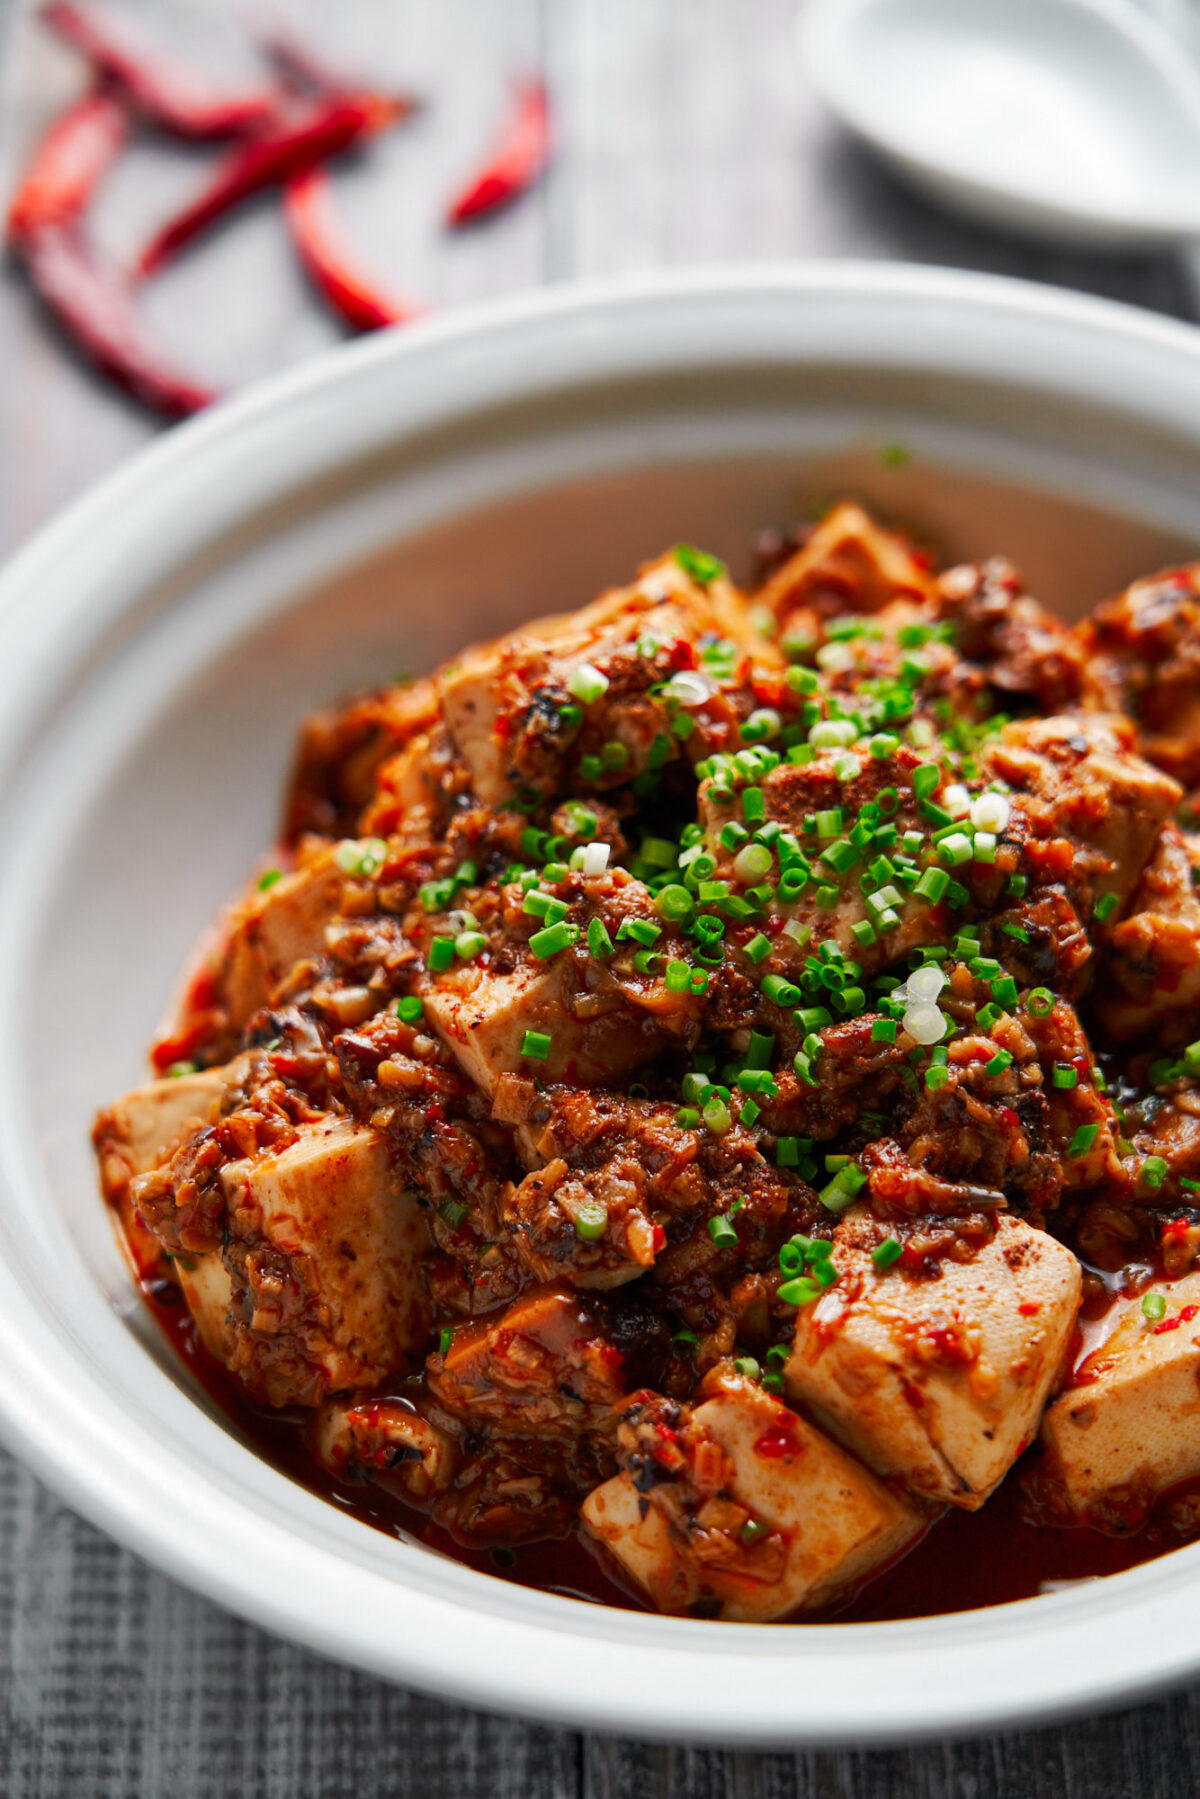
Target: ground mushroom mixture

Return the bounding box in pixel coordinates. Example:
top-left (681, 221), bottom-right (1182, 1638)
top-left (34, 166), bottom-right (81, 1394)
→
top-left (95, 501), bottom-right (1200, 1620)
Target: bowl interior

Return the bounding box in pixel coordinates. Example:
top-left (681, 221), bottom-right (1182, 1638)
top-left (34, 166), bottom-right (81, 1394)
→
top-left (8, 291), bottom-right (1200, 1738)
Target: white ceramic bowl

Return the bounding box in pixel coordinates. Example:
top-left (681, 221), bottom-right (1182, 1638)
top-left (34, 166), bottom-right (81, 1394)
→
top-left (5, 266), bottom-right (1200, 1746)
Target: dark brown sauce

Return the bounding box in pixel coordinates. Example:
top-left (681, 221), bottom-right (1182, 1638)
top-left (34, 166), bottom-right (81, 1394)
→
top-left (143, 1272), bottom-right (1200, 1622)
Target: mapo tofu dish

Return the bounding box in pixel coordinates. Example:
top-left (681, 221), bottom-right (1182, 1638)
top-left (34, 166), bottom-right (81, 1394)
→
top-left (94, 501), bottom-right (1200, 1621)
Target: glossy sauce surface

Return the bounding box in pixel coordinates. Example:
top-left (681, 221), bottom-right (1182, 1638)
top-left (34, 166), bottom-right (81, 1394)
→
top-left (143, 1274), bottom-right (1196, 1623)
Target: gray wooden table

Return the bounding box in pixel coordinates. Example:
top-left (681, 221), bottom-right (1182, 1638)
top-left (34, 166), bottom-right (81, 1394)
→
top-left (4, 2), bottom-right (1200, 1793)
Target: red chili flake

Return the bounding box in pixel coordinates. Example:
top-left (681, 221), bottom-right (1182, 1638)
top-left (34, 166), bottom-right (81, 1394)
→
top-left (753, 1427), bottom-right (795, 1460)
top-left (751, 675), bottom-right (786, 709)
top-left (1154, 1316), bottom-right (1183, 1334)
top-left (150, 1015), bottom-right (220, 1071)
top-left (424, 1102), bottom-right (444, 1124)
top-left (445, 77), bottom-right (553, 226)
top-left (998, 1107), bottom-right (1020, 1130)
top-left (900, 1241), bottom-right (924, 1270)
top-left (654, 1422), bottom-right (677, 1442)
top-left (1018, 1301), bottom-right (1041, 1316)
top-left (596, 1342), bottom-right (625, 1374)
top-left (283, 166), bottom-right (428, 333)
top-left (667, 636), bottom-right (697, 671)
top-left (650, 1224), bottom-right (667, 1253)
top-left (183, 965), bottom-right (220, 1014)
top-left (1183, 1305), bottom-right (1199, 1322)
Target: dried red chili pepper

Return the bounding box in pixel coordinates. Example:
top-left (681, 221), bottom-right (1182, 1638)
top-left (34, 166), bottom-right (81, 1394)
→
top-left (21, 225), bottom-right (217, 416)
top-left (446, 77), bottom-right (552, 226)
top-left (137, 94), bottom-right (406, 276)
top-left (6, 85), bottom-right (127, 241)
top-left (41, 0), bottom-right (278, 139)
top-left (282, 168), bottom-right (426, 332)
top-left (8, 81), bottom-right (216, 415)
top-left (261, 28), bottom-right (422, 117)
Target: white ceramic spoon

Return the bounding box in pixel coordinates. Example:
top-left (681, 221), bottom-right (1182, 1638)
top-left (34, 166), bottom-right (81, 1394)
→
top-left (800, 0), bottom-right (1200, 249)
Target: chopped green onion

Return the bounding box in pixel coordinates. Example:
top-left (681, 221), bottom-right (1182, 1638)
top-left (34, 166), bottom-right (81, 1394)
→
top-left (574, 1199), bottom-right (608, 1242)
top-left (709, 1214), bottom-right (739, 1247)
top-left (703, 1097), bottom-right (732, 1135)
top-left (530, 921), bottom-right (579, 959)
top-left (1143, 1292), bottom-right (1167, 1322)
top-left (587, 917), bottom-right (615, 961)
top-left (778, 1276), bottom-right (822, 1308)
top-left (914, 866), bottom-right (949, 903)
top-left (872, 1237), bottom-right (903, 1270)
top-left (674, 543), bottom-right (727, 586)
top-left (1067, 1123), bottom-right (1099, 1158)
top-left (819, 1164), bottom-right (867, 1212)
top-left (569, 662), bottom-right (609, 704)
top-left (520, 1029), bottom-right (552, 1061)
top-left (428, 937), bottom-right (455, 973)
top-left (655, 884), bottom-right (695, 924)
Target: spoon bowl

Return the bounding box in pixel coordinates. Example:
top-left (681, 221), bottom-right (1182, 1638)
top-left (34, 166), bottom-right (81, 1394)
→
top-left (801, 0), bottom-right (1200, 248)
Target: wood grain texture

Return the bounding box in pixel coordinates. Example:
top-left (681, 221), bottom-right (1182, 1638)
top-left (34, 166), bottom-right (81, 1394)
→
top-left (2, 1), bottom-right (1200, 1793)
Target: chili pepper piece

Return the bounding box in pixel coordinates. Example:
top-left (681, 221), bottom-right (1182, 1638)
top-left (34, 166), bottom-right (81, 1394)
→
top-left (137, 94), bottom-right (406, 276)
top-left (22, 223), bottom-right (218, 417)
top-left (446, 77), bottom-right (552, 226)
top-left (283, 168), bottom-right (426, 332)
top-left (41, 0), bottom-right (278, 139)
top-left (7, 86), bottom-right (128, 243)
top-left (261, 28), bottom-right (422, 117)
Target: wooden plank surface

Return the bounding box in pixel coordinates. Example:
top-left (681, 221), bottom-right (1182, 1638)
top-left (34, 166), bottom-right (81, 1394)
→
top-left (2, 2), bottom-right (1200, 1793)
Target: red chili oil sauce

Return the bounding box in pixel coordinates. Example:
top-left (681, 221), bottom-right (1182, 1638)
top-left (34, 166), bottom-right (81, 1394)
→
top-left (141, 1275), bottom-right (1198, 1623)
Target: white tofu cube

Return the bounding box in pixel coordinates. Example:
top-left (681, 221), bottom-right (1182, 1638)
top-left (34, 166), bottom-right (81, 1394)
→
top-left (221, 849), bottom-right (347, 1025)
top-left (94, 1068), bottom-right (227, 1195)
top-left (1041, 1271), bottom-right (1200, 1519)
top-left (421, 957), bottom-right (656, 1097)
top-left (785, 1212), bottom-right (1080, 1508)
top-left (203, 1118), bottom-right (432, 1404)
top-left (94, 1066), bottom-right (231, 1274)
top-left (582, 1374), bottom-right (924, 1620)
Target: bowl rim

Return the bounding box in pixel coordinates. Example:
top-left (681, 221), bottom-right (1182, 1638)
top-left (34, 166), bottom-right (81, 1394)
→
top-left (5, 262), bottom-right (1200, 1745)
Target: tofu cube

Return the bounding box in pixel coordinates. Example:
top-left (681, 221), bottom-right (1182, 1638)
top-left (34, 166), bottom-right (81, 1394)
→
top-left (785, 1212), bottom-right (1080, 1508)
top-left (94, 1068), bottom-right (227, 1197)
top-left (94, 1066), bottom-right (230, 1273)
top-left (421, 957), bottom-right (657, 1097)
top-left (221, 850), bottom-right (347, 1025)
top-left (582, 1375), bottom-right (924, 1620)
top-left (1041, 1271), bottom-right (1200, 1519)
top-left (200, 1118), bottom-right (432, 1404)
top-left (439, 559), bottom-right (765, 806)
